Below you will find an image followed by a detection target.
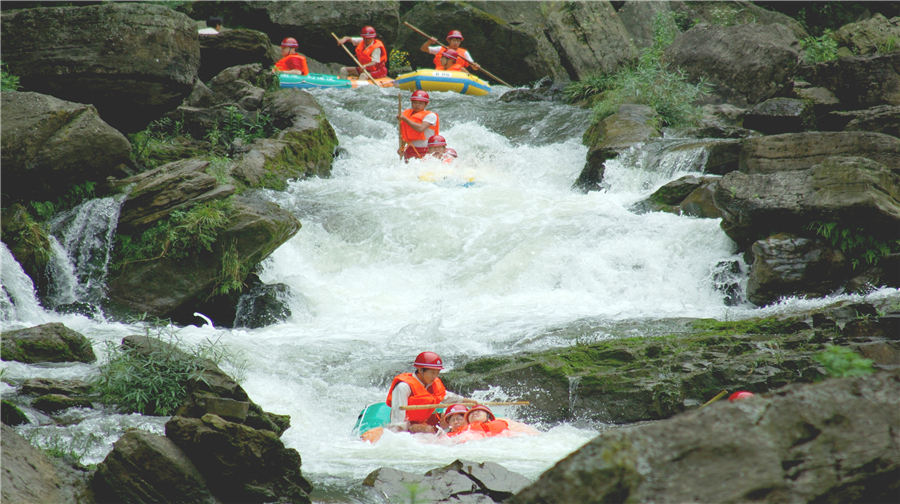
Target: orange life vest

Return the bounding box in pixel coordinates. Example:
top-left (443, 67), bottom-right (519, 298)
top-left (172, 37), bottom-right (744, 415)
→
top-left (400, 109), bottom-right (440, 143)
top-left (386, 373), bottom-right (446, 423)
top-left (275, 53), bottom-right (309, 74)
top-left (356, 39), bottom-right (387, 73)
top-left (447, 419), bottom-right (510, 437)
top-left (433, 47), bottom-right (470, 70)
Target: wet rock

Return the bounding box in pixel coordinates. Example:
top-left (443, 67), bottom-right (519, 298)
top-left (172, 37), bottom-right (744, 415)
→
top-left (510, 371), bottom-right (900, 504)
top-left (166, 414), bottom-right (313, 504)
top-left (543, 1), bottom-right (637, 81)
top-left (738, 132), bottom-right (900, 175)
top-left (575, 104), bottom-right (661, 192)
top-left (832, 13), bottom-right (900, 56)
top-left (93, 429), bottom-right (217, 504)
top-left (844, 253), bottom-right (900, 294)
top-left (0, 204), bottom-right (52, 296)
top-left (682, 122), bottom-right (757, 141)
top-left (744, 97), bottom-right (817, 135)
top-left (0, 3), bottom-right (200, 133)
top-left (0, 322), bottom-right (96, 364)
top-left (233, 282), bottom-right (292, 329)
top-left (802, 52), bottom-right (900, 109)
top-left (663, 23), bottom-right (800, 107)
top-left (428, 460), bottom-right (532, 501)
top-left (1, 400), bottom-right (29, 426)
top-left (199, 29), bottom-right (279, 82)
top-left (747, 233), bottom-right (849, 307)
top-left (715, 156), bottom-right (900, 248)
top-left (207, 64), bottom-right (275, 109)
top-left (1, 424), bottom-right (92, 504)
top-left (0, 92), bottom-right (131, 206)
top-left (364, 459), bottom-right (529, 503)
top-left (631, 175), bottom-right (722, 219)
top-left (843, 105), bottom-right (900, 138)
top-left (21, 378), bottom-right (92, 397)
top-left (32, 394), bottom-right (93, 414)
top-left (700, 103), bottom-right (747, 127)
top-left (794, 86), bottom-right (841, 119)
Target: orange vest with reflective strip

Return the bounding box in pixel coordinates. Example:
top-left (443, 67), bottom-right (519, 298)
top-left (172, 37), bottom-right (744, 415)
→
top-left (356, 39), bottom-right (387, 69)
top-left (386, 373), bottom-right (447, 423)
top-left (433, 47), bottom-right (470, 70)
top-left (400, 109), bottom-right (440, 143)
top-left (275, 53), bottom-right (308, 74)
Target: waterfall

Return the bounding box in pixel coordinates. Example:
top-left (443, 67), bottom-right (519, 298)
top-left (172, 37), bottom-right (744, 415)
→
top-left (47, 196), bottom-right (124, 308)
top-left (0, 242), bottom-right (45, 325)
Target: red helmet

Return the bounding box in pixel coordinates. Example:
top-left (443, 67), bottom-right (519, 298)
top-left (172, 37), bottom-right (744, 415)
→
top-left (728, 391), bottom-right (755, 402)
top-left (445, 148), bottom-right (458, 158)
top-left (410, 90), bottom-right (430, 103)
top-left (414, 351), bottom-right (443, 369)
top-left (441, 404), bottom-right (469, 423)
top-left (427, 135), bottom-right (447, 147)
top-left (441, 49), bottom-right (459, 61)
top-left (446, 30), bottom-right (464, 41)
top-left (280, 37), bottom-right (299, 48)
top-left (466, 405), bottom-right (495, 422)
top-left (360, 26), bottom-right (377, 38)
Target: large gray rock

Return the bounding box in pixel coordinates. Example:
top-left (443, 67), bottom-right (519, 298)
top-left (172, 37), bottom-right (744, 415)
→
top-left (166, 414), bottom-right (312, 504)
top-left (843, 105), bottom-right (900, 138)
top-left (747, 233), bottom-right (849, 306)
top-left (575, 104), bottom-right (661, 191)
top-left (0, 322), bottom-right (96, 364)
top-left (93, 429), bottom-right (218, 504)
top-left (738, 132), bottom-right (900, 175)
top-left (199, 29), bottom-right (279, 83)
top-left (669, 1), bottom-right (809, 40)
top-left (743, 97), bottom-right (817, 135)
top-left (106, 196), bottom-right (301, 319)
top-left (663, 23), bottom-right (800, 107)
top-left (364, 460), bottom-right (530, 503)
top-left (617, 1), bottom-right (679, 49)
top-left (0, 3), bottom-right (200, 133)
top-left (802, 52), bottom-right (900, 109)
top-left (0, 92), bottom-right (131, 205)
top-left (631, 175), bottom-right (723, 219)
top-left (833, 13), bottom-right (900, 56)
top-left (543, 1), bottom-right (638, 80)
top-left (1, 424), bottom-right (92, 504)
top-left (510, 371), bottom-right (900, 504)
top-left (715, 156), bottom-right (900, 248)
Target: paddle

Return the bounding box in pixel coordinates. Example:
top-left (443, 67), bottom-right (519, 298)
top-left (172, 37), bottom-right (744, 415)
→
top-left (331, 32), bottom-right (386, 86)
top-left (401, 401), bottom-right (530, 410)
top-left (697, 390), bottom-right (728, 410)
top-left (403, 21), bottom-right (514, 88)
top-left (398, 91), bottom-right (405, 160)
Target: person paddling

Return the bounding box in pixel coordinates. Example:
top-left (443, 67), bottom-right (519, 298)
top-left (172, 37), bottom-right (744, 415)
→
top-left (398, 90), bottom-right (439, 161)
top-left (336, 26), bottom-right (388, 80)
top-left (386, 351), bottom-right (473, 434)
top-left (273, 38), bottom-right (309, 76)
top-left (420, 30), bottom-right (481, 72)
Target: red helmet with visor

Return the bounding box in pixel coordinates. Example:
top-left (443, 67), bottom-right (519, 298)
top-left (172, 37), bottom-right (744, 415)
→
top-left (413, 351), bottom-right (443, 369)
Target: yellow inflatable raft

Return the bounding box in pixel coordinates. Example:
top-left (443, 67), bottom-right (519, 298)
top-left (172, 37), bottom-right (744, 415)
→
top-left (395, 69), bottom-right (491, 96)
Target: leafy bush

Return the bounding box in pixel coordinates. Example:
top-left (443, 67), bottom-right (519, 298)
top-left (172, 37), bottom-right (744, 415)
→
top-left (1, 61), bottom-right (20, 92)
top-left (801, 30), bottom-right (839, 63)
top-left (94, 316), bottom-right (235, 415)
top-left (814, 345), bottom-right (874, 378)
top-left (217, 106), bottom-right (279, 147)
top-left (876, 35), bottom-right (898, 54)
top-left (565, 13), bottom-right (709, 128)
top-left (805, 221), bottom-right (899, 270)
top-left (389, 48), bottom-right (410, 70)
top-left (28, 181), bottom-right (97, 221)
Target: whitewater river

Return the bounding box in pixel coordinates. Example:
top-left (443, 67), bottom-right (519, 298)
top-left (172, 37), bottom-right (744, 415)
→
top-left (3, 85), bottom-right (894, 502)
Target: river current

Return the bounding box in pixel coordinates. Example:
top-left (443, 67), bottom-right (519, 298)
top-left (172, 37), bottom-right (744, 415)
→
top-left (3, 85), bottom-right (894, 502)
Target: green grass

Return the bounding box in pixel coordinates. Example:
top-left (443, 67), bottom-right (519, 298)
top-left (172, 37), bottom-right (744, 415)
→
top-left (814, 345), bottom-right (874, 378)
top-left (1, 61), bottom-right (20, 92)
top-left (800, 30), bottom-right (839, 63)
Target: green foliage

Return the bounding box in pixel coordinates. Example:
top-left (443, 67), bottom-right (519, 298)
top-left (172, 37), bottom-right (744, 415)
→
top-left (389, 49), bottom-right (411, 70)
top-left (876, 35), bottom-right (898, 54)
top-left (1, 61), bottom-right (20, 92)
top-left (94, 315), bottom-right (235, 415)
top-left (801, 30), bottom-right (839, 63)
top-left (706, 6), bottom-right (755, 27)
top-left (796, 2), bottom-right (872, 37)
top-left (806, 221), bottom-right (899, 270)
top-left (567, 12), bottom-right (709, 128)
top-left (214, 241), bottom-right (250, 296)
top-left (113, 198), bottom-right (233, 269)
top-left (814, 345), bottom-right (874, 378)
top-left (215, 106), bottom-right (279, 147)
top-left (28, 181), bottom-right (97, 221)
top-left (128, 116), bottom-right (188, 171)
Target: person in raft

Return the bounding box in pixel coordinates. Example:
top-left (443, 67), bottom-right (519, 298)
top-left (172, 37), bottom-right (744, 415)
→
top-left (198, 16), bottom-right (223, 35)
top-left (448, 404), bottom-right (510, 438)
top-left (386, 351), bottom-right (474, 434)
top-left (420, 30), bottom-right (481, 73)
top-left (398, 90), bottom-right (439, 161)
top-left (273, 37), bottom-right (309, 76)
top-left (434, 49), bottom-right (466, 72)
top-left (427, 135), bottom-right (456, 163)
top-left (440, 403), bottom-right (470, 434)
top-left (336, 26), bottom-right (388, 80)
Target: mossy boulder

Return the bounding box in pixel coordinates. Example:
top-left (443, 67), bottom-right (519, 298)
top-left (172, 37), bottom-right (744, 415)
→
top-left (832, 13), bottom-right (900, 56)
top-left (0, 204), bottom-right (52, 296)
top-left (32, 394), bottom-right (93, 414)
top-left (1, 400), bottom-right (29, 426)
top-left (0, 323), bottom-right (95, 364)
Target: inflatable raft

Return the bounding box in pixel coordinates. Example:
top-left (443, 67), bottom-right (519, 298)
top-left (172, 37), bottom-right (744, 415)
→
top-left (395, 69), bottom-right (491, 96)
top-left (279, 73), bottom-right (394, 90)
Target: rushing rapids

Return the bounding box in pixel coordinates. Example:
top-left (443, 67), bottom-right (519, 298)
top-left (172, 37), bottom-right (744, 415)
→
top-left (3, 86), bottom-right (895, 502)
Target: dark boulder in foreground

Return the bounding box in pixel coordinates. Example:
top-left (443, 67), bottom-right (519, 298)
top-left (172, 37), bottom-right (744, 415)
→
top-left (0, 2), bottom-right (200, 133)
top-left (365, 459), bottom-right (530, 503)
top-left (1, 424), bottom-right (93, 504)
top-left (511, 370), bottom-right (900, 504)
top-left (199, 28), bottom-right (278, 83)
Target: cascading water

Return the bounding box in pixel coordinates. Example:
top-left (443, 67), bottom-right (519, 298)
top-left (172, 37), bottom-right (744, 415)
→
top-left (1, 241), bottom-right (46, 325)
top-left (3, 86), bottom-right (896, 502)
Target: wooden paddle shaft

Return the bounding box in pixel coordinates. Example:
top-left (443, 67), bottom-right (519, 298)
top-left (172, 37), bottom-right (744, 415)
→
top-left (400, 401), bottom-right (530, 410)
top-left (331, 32), bottom-right (381, 85)
top-left (402, 21), bottom-right (514, 88)
top-left (398, 91), bottom-right (404, 159)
